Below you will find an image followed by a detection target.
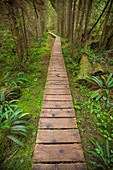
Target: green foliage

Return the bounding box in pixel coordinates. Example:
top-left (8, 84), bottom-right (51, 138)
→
top-left (0, 89), bottom-right (18, 112)
top-left (87, 139), bottom-right (113, 169)
top-left (0, 108), bottom-right (30, 147)
top-left (1, 71), bottom-right (28, 88)
top-left (0, 26), bottom-right (17, 63)
top-left (0, 89), bottom-right (30, 147)
top-left (78, 48), bottom-right (106, 64)
top-left (86, 74), bottom-right (113, 140)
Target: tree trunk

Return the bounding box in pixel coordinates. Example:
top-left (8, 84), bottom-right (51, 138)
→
top-left (32, 0), bottom-right (41, 46)
top-left (88, 0), bottom-right (110, 38)
top-left (83, 0), bottom-right (93, 41)
top-left (6, 0), bottom-right (23, 64)
top-left (99, 0), bottom-right (113, 49)
top-left (72, 0), bottom-right (76, 42)
top-left (71, 0), bottom-right (82, 57)
top-left (67, 0), bottom-right (73, 39)
top-left (78, 0), bottom-right (86, 42)
top-left (21, 9), bottom-right (29, 57)
top-left (64, 0), bottom-right (67, 35)
top-left (61, 0), bottom-right (65, 37)
top-left (57, 0), bottom-right (60, 33)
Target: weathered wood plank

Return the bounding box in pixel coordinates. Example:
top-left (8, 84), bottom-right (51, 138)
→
top-left (45, 84), bottom-right (69, 89)
top-left (47, 76), bottom-right (68, 80)
top-left (46, 80), bottom-right (69, 85)
top-left (33, 144), bottom-right (85, 162)
top-left (32, 163), bottom-right (87, 170)
top-left (47, 73), bottom-right (67, 77)
top-left (36, 129), bottom-right (81, 143)
top-left (48, 69), bottom-right (66, 72)
top-left (41, 109), bottom-right (75, 117)
top-left (44, 89), bottom-right (71, 94)
top-left (39, 118), bottom-right (77, 129)
top-left (43, 94), bottom-right (72, 100)
top-left (42, 101), bottom-right (73, 108)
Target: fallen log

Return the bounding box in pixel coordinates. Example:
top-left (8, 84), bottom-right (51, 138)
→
top-left (76, 40), bottom-right (104, 86)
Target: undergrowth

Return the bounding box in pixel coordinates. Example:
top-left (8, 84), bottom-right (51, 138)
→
top-left (61, 38), bottom-right (113, 170)
top-left (0, 34), bottom-right (54, 169)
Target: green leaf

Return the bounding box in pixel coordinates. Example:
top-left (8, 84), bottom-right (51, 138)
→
top-left (7, 135), bottom-right (24, 147)
top-left (106, 139), bottom-right (110, 159)
top-left (106, 73), bottom-right (112, 86)
top-left (90, 160), bottom-right (105, 169)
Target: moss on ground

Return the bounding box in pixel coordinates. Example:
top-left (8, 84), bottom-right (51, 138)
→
top-left (62, 39), bottom-right (113, 170)
top-left (1, 35), bottom-right (54, 170)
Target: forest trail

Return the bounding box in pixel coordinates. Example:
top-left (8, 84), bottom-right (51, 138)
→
top-left (32, 33), bottom-right (87, 170)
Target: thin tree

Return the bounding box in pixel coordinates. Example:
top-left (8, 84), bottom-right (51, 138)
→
top-left (78, 0), bottom-right (86, 41)
top-left (72, 0), bottom-right (77, 42)
top-left (21, 8), bottom-right (29, 57)
top-left (32, 0), bottom-right (41, 46)
top-left (6, 0), bottom-right (24, 64)
top-left (88, 0), bottom-right (110, 38)
top-left (67, 0), bottom-right (73, 39)
top-left (71, 0), bottom-right (82, 57)
top-left (83, 0), bottom-right (93, 41)
top-left (61, 0), bottom-right (65, 37)
top-left (99, 0), bottom-right (113, 49)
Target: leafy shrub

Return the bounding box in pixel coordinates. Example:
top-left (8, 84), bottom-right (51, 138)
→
top-left (0, 90), bottom-right (30, 147)
top-left (2, 71), bottom-right (28, 88)
top-left (87, 139), bottom-right (113, 169)
top-left (87, 73), bottom-right (113, 140)
top-left (0, 27), bottom-right (16, 63)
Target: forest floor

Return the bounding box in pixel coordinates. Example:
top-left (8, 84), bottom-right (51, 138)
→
top-left (0, 34), bottom-right (54, 169)
top-left (0, 34), bottom-right (113, 170)
top-left (61, 38), bottom-right (113, 169)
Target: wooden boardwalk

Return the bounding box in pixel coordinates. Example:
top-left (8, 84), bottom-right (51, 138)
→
top-left (32, 33), bottom-right (87, 170)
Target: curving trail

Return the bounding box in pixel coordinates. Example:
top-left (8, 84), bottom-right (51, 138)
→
top-left (32, 33), bottom-right (87, 170)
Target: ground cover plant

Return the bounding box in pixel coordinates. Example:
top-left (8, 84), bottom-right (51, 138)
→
top-left (0, 34), bottom-right (54, 169)
top-left (61, 38), bottom-right (113, 170)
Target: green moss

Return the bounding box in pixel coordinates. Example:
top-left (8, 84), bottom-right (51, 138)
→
top-left (1, 35), bottom-right (54, 169)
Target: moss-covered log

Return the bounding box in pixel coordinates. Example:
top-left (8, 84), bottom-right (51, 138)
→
top-left (76, 40), bottom-right (104, 86)
top-left (76, 54), bottom-right (92, 86)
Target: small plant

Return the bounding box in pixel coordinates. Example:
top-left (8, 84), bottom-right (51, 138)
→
top-left (0, 89), bottom-right (18, 112)
top-left (0, 89), bottom-right (30, 147)
top-left (0, 108), bottom-right (30, 146)
top-left (87, 139), bottom-right (113, 169)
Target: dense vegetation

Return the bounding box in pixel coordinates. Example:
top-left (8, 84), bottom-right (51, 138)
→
top-left (0, 0), bottom-right (113, 169)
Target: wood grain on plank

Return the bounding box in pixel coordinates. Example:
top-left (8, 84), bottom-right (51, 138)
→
top-left (44, 89), bottom-right (71, 94)
top-left (47, 73), bottom-right (67, 77)
top-left (32, 163), bottom-right (87, 170)
top-left (41, 108), bottom-right (75, 117)
top-left (36, 129), bottom-right (80, 143)
top-left (39, 118), bottom-right (77, 129)
top-left (45, 84), bottom-right (69, 89)
top-left (46, 80), bottom-right (68, 85)
top-left (42, 101), bottom-right (73, 108)
top-left (33, 144), bottom-right (85, 162)
top-left (43, 94), bottom-right (72, 100)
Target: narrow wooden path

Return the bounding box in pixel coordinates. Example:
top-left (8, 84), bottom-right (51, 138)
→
top-left (32, 33), bottom-right (87, 170)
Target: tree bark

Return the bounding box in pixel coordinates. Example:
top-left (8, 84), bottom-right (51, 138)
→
top-left (61, 0), bottom-right (65, 37)
top-left (78, 0), bottom-right (86, 41)
top-left (72, 0), bottom-right (77, 42)
top-left (83, 0), bottom-right (93, 41)
top-left (88, 0), bottom-right (110, 38)
top-left (99, 0), bottom-right (113, 49)
top-left (21, 9), bottom-right (29, 57)
top-left (6, 0), bottom-right (23, 64)
top-left (71, 0), bottom-right (82, 57)
top-left (32, 0), bottom-right (41, 46)
top-left (67, 0), bottom-right (73, 39)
